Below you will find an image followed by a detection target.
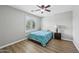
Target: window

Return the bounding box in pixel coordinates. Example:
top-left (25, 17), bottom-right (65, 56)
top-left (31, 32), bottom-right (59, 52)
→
top-left (26, 20), bottom-right (35, 30)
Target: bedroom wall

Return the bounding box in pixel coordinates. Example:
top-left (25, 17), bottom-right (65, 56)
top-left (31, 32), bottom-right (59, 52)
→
top-left (73, 6), bottom-right (79, 51)
top-left (0, 5), bottom-right (41, 48)
top-left (42, 11), bottom-right (73, 41)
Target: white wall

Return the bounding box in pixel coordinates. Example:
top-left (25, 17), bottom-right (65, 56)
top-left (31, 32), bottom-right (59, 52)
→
top-left (42, 11), bottom-right (73, 41)
top-left (73, 6), bottom-right (79, 51)
top-left (0, 6), bottom-right (41, 48)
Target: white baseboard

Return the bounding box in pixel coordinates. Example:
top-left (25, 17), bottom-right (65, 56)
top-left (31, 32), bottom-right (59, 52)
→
top-left (62, 38), bottom-right (73, 41)
top-left (73, 40), bottom-right (79, 51)
top-left (0, 38), bottom-right (27, 49)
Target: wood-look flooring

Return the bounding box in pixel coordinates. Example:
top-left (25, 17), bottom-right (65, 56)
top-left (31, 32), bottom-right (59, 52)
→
top-left (0, 39), bottom-right (78, 53)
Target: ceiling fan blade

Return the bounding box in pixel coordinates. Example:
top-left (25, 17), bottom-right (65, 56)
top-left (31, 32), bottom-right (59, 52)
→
top-left (37, 5), bottom-right (45, 9)
top-left (31, 9), bottom-right (40, 12)
top-left (41, 5), bottom-right (45, 8)
top-left (45, 9), bottom-right (51, 12)
top-left (36, 5), bottom-right (41, 8)
top-left (45, 5), bottom-right (51, 8)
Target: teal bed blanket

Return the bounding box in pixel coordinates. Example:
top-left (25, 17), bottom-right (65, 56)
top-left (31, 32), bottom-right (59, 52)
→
top-left (28, 31), bottom-right (53, 46)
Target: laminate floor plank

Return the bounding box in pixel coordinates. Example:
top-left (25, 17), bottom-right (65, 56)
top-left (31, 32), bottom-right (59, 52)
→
top-left (0, 39), bottom-right (78, 53)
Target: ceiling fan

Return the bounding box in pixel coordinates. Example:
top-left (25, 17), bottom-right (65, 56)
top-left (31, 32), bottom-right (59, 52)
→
top-left (31, 5), bottom-right (51, 14)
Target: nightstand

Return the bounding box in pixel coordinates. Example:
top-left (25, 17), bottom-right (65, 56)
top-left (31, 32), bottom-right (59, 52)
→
top-left (54, 32), bottom-right (61, 40)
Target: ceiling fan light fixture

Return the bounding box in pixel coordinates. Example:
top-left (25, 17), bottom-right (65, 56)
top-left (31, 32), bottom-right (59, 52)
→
top-left (31, 5), bottom-right (51, 14)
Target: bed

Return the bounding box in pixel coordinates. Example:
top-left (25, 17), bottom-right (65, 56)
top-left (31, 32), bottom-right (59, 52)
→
top-left (28, 30), bottom-right (53, 46)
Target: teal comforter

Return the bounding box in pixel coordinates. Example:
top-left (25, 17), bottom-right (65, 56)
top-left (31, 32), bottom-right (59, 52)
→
top-left (28, 31), bottom-right (53, 46)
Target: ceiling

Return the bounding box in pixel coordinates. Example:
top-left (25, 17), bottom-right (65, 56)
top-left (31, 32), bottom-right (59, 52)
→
top-left (10, 5), bottom-right (73, 17)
